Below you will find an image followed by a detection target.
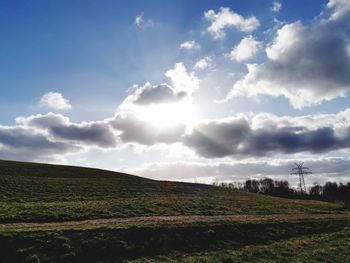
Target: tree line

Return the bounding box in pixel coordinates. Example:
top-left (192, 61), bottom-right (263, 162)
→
top-left (214, 178), bottom-right (350, 206)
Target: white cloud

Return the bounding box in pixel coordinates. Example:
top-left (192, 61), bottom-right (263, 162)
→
top-left (4, 106), bottom-right (350, 164)
top-left (124, 82), bottom-right (187, 106)
top-left (204, 7), bottom-right (260, 39)
top-left (225, 5), bottom-right (350, 109)
top-left (271, 1), bottom-right (282, 13)
top-left (184, 109), bottom-right (350, 158)
top-left (180, 40), bottom-right (200, 50)
top-left (112, 62), bottom-right (199, 146)
top-left (265, 22), bottom-right (303, 61)
top-left (16, 113), bottom-right (118, 148)
top-left (135, 13), bottom-right (144, 27)
top-left (165, 62), bottom-right (200, 94)
top-left (39, 92), bottom-right (72, 110)
top-left (0, 124), bottom-right (79, 162)
top-left (327, 0), bottom-right (350, 20)
top-left (227, 35), bottom-right (262, 62)
top-left (194, 57), bottom-right (213, 70)
top-left (121, 63), bottom-right (199, 110)
top-left (112, 111), bottom-right (185, 145)
top-left (5, 94), bottom-right (350, 171)
top-left (135, 12), bottom-right (153, 28)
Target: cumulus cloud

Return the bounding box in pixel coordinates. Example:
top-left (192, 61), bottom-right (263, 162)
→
top-left (39, 92), bottom-right (72, 110)
top-left (127, 83), bottom-right (186, 106)
top-left (204, 7), bottom-right (260, 39)
top-left (1, 64), bottom-right (196, 160)
top-left (225, 4), bottom-right (350, 108)
top-left (194, 57), bottom-right (214, 70)
top-left (8, 108), bottom-right (350, 162)
top-left (184, 110), bottom-right (350, 158)
top-left (17, 113), bottom-right (118, 148)
top-left (110, 62), bottom-right (198, 145)
top-left (227, 35), bottom-right (262, 62)
top-left (120, 63), bottom-right (198, 109)
top-left (0, 125), bottom-right (78, 162)
top-left (327, 0), bottom-right (350, 20)
top-left (111, 112), bottom-right (185, 145)
top-left (180, 40), bottom-right (200, 50)
top-left (0, 112), bottom-right (118, 162)
top-left (165, 62), bottom-right (200, 94)
top-left (271, 1), bottom-right (282, 13)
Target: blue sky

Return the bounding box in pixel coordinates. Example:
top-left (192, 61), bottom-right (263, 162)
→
top-left (0, 0), bottom-right (329, 123)
top-left (1, 0), bottom-right (350, 187)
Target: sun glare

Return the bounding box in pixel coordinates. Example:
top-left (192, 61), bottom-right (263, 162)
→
top-left (137, 101), bottom-right (197, 128)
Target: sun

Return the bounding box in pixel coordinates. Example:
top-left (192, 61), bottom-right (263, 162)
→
top-left (136, 101), bottom-right (197, 128)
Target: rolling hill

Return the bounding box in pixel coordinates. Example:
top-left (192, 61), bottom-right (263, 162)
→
top-left (0, 160), bottom-right (349, 262)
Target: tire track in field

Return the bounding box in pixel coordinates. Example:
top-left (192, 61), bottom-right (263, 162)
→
top-left (0, 213), bottom-right (349, 232)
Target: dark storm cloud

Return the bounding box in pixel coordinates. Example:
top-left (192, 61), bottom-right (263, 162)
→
top-left (184, 116), bottom-right (350, 158)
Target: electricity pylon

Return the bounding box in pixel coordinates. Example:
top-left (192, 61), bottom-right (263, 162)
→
top-left (291, 162), bottom-right (312, 194)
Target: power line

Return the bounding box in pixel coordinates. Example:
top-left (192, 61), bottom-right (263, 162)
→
top-left (290, 162), bottom-right (312, 194)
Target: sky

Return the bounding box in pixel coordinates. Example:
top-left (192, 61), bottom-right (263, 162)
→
top-left (1, 0), bottom-right (350, 187)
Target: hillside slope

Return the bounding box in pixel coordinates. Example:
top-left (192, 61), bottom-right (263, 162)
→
top-left (0, 160), bottom-right (349, 262)
top-left (0, 160), bottom-right (345, 223)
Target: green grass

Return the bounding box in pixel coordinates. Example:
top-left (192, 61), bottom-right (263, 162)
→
top-left (1, 218), bottom-right (349, 263)
top-left (159, 227), bottom-right (350, 263)
top-left (0, 160), bottom-right (345, 223)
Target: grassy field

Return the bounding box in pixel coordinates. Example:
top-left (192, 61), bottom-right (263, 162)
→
top-left (0, 160), bottom-right (344, 223)
top-left (144, 227), bottom-right (350, 263)
top-left (0, 159), bottom-right (349, 262)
